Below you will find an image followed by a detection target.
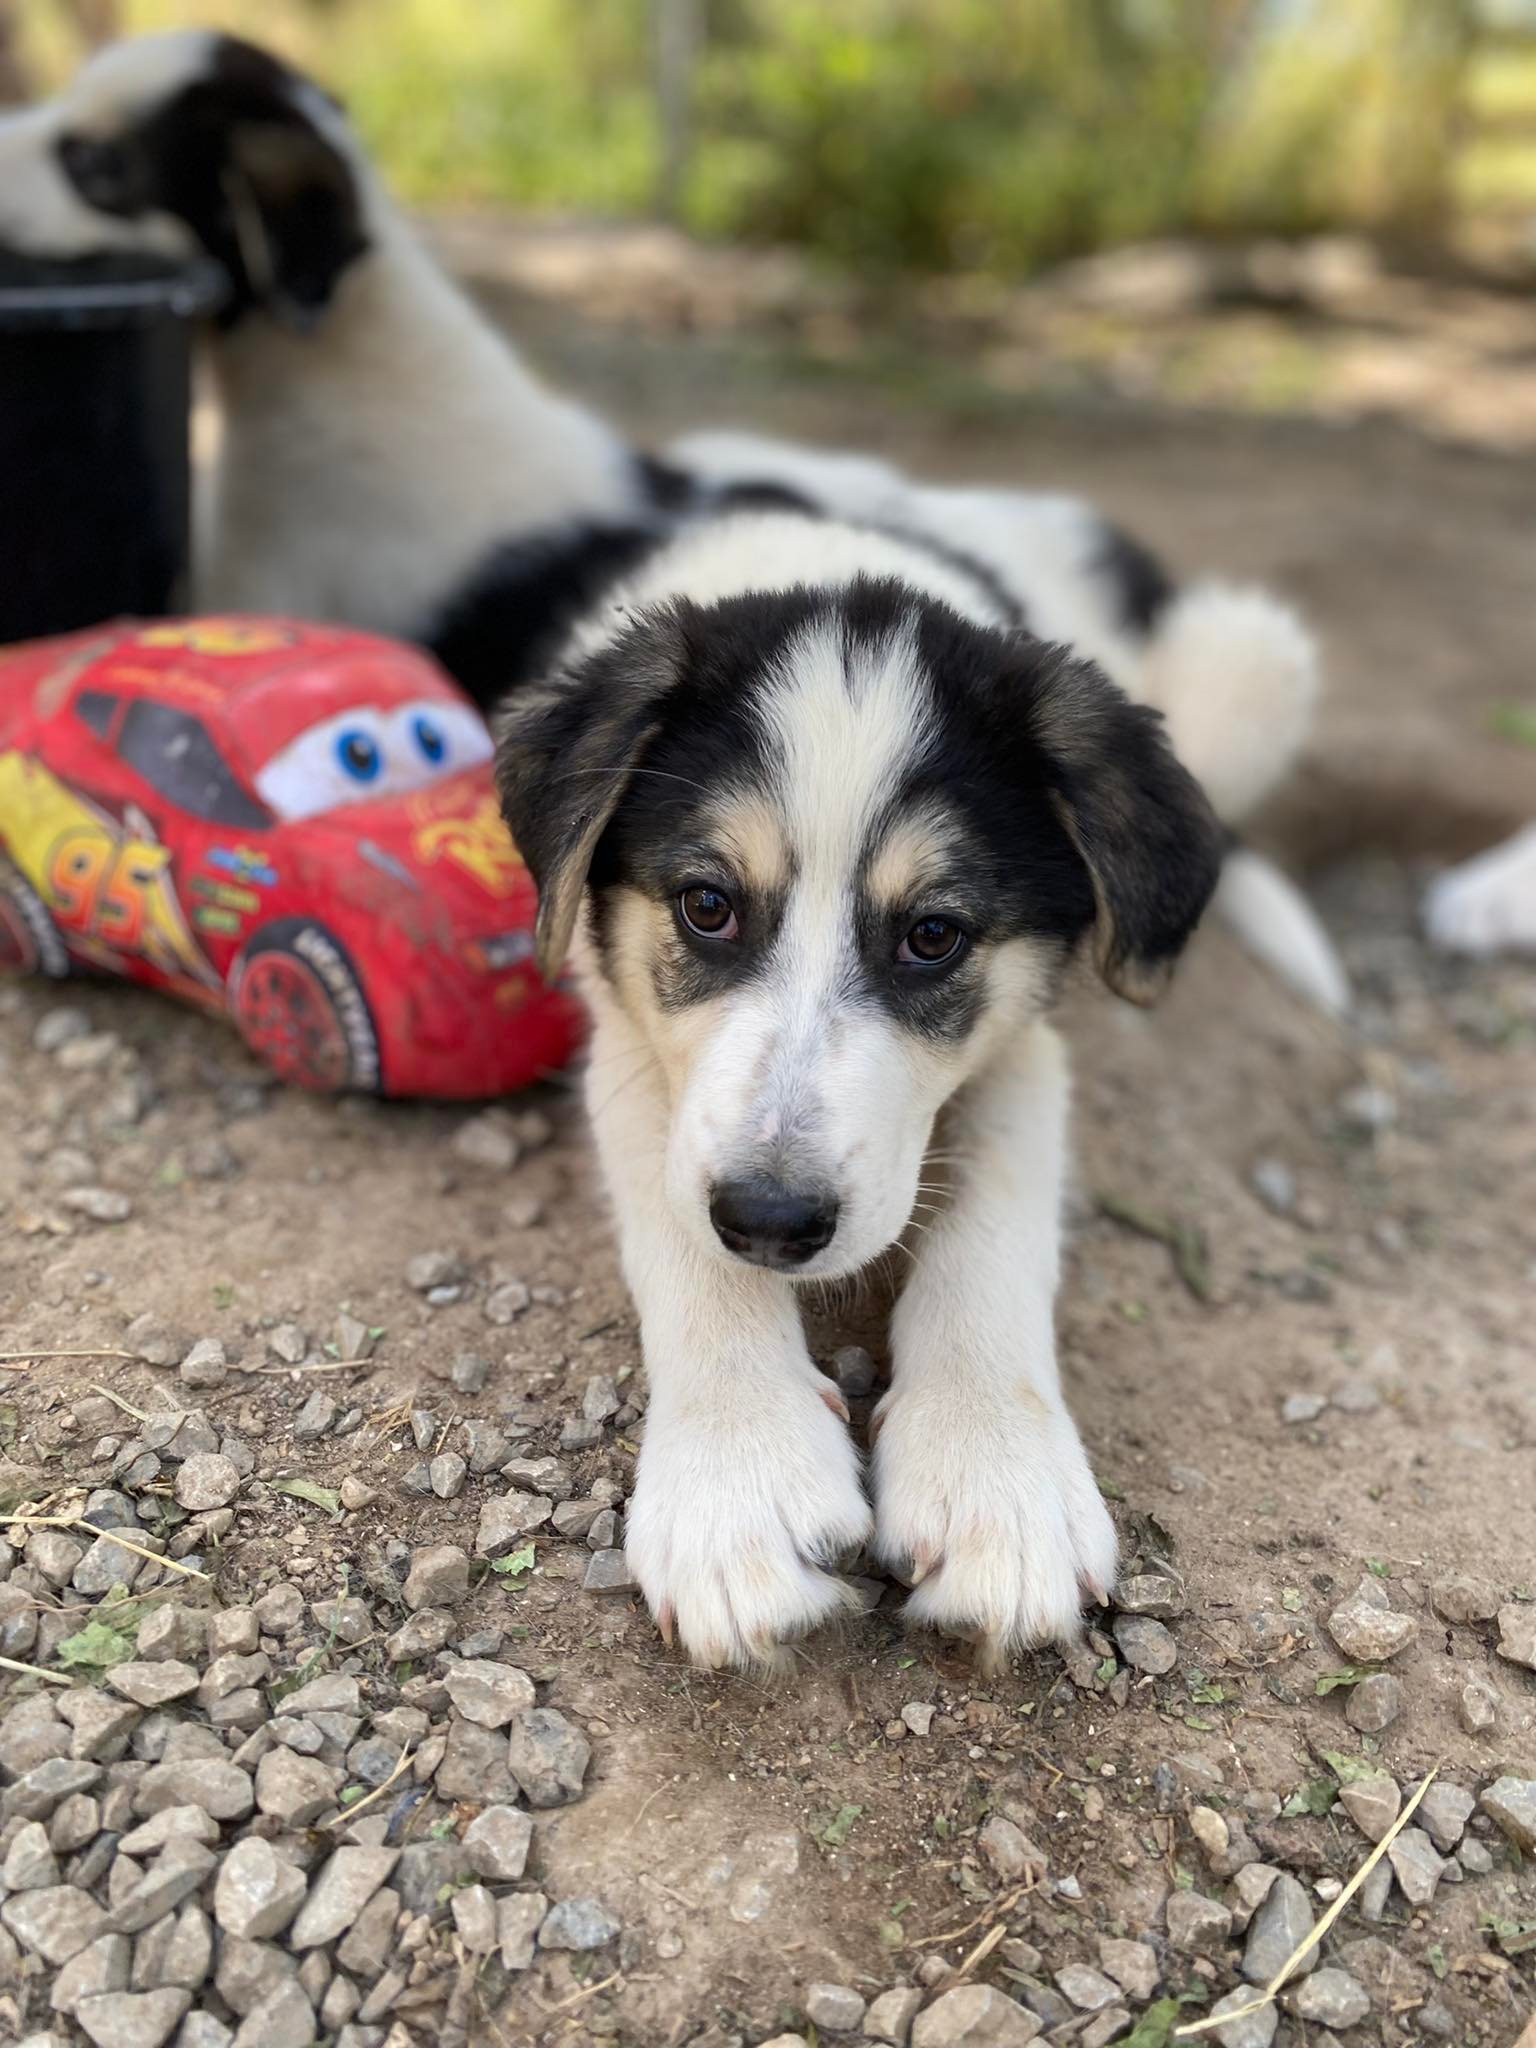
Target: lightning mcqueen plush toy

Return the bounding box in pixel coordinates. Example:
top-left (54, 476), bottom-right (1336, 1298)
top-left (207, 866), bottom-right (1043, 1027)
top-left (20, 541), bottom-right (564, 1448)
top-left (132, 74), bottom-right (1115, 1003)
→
top-left (0, 618), bottom-right (585, 1098)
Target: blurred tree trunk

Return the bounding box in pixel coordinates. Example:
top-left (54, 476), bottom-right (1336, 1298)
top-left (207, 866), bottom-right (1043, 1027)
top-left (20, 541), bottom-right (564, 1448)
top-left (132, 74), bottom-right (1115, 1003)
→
top-left (654, 0), bottom-right (701, 221)
top-left (0, 0), bottom-right (30, 104)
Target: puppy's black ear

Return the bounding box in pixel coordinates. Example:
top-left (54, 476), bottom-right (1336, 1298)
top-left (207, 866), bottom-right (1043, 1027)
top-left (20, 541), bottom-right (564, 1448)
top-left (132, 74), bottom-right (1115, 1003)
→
top-left (1033, 650), bottom-right (1223, 1003)
top-left (221, 115), bottom-right (366, 327)
top-left (496, 611), bottom-right (684, 982)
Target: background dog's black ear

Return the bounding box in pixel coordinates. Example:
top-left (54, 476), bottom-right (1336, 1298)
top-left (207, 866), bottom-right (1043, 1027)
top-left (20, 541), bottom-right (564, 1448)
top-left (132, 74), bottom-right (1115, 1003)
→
top-left (496, 611), bottom-right (685, 982)
top-left (221, 115), bottom-right (367, 327)
top-left (1033, 650), bottom-right (1223, 1003)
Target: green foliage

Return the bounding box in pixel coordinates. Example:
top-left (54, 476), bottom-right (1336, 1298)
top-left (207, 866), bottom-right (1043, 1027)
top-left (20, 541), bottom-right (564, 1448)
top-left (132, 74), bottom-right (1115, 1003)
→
top-left (55, 1616), bottom-right (136, 1672)
top-left (38, 0), bottom-right (1472, 278)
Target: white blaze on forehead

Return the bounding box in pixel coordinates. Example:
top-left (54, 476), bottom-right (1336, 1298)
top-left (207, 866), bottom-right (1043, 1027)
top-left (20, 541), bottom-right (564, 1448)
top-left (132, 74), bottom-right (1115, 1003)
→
top-left (60, 30), bottom-right (221, 131)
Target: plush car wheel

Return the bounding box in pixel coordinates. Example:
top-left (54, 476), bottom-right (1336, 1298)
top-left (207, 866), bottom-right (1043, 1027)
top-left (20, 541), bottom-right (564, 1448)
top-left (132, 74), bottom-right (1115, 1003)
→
top-left (232, 918), bottom-right (381, 1093)
top-left (0, 857), bottom-right (69, 976)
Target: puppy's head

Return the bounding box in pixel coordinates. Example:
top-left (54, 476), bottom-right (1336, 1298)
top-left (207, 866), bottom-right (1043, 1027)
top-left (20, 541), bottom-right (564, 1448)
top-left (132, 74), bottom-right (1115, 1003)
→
top-left (500, 577), bottom-right (1221, 1279)
top-left (0, 31), bottom-right (367, 327)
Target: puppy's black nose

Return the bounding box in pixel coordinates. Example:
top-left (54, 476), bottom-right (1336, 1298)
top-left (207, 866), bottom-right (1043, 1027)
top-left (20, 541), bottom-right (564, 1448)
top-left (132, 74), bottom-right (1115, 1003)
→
top-left (709, 1178), bottom-right (839, 1269)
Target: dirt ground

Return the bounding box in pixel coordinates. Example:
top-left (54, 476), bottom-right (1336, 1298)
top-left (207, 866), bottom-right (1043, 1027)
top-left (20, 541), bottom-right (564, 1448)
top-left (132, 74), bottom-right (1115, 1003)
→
top-left (1, 276), bottom-right (1534, 2048)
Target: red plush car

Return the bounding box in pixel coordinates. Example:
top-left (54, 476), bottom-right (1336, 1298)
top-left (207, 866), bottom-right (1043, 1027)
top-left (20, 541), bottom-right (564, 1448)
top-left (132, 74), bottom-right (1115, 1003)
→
top-left (0, 618), bottom-right (585, 1097)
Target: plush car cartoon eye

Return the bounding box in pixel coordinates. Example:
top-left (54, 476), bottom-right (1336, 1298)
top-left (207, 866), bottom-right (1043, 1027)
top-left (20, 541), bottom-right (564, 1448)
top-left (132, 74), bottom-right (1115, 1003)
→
top-left (254, 701), bottom-right (494, 821)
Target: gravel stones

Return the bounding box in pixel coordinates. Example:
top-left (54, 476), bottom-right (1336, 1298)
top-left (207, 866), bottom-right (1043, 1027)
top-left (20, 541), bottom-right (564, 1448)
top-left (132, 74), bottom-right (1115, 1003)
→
top-left (230, 1978), bottom-right (312, 2048)
top-left (402, 1543), bottom-right (469, 1610)
top-left (254, 1749), bottom-right (341, 1826)
top-left (497, 1892), bottom-right (546, 1971)
top-left (451, 1883), bottom-right (499, 1954)
top-left (105, 1837), bottom-right (216, 1932)
top-left (1339, 1773), bottom-right (1401, 1843)
top-left (1207, 1990), bottom-right (1278, 2048)
top-left (1289, 1968), bottom-right (1371, 2028)
top-left (463, 1805), bottom-right (533, 1881)
top-left (1344, 1672), bottom-right (1403, 1732)
top-left (1241, 1873), bottom-right (1317, 1982)
top-left (289, 1846), bottom-right (398, 1949)
top-left (75, 1988), bottom-right (191, 2048)
top-left (476, 1493), bottom-right (553, 1556)
top-left (1326, 1577), bottom-right (1417, 1662)
top-left (213, 1839), bottom-right (307, 1941)
top-left (538, 1897), bottom-right (620, 1950)
top-left (1479, 1775), bottom-right (1536, 1852)
top-left (1417, 1781), bottom-right (1475, 1852)
top-left (106, 1662), bottom-right (200, 1709)
top-left (435, 1719), bottom-right (520, 1805)
top-left (178, 1339), bottom-right (227, 1390)
top-left (1460, 1678), bottom-right (1500, 1734)
top-left (133, 1759), bottom-right (254, 1822)
top-left (1098, 1939), bottom-right (1159, 2002)
top-left (405, 1250), bottom-right (463, 1292)
top-left (1387, 1826), bottom-right (1446, 1905)
top-left (805, 1984), bottom-right (867, 2032)
top-left (1054, 1965), bottom-right (1120, 2012)
top-left (173, 1454), bottom-right (240, 1512)
top-left (911, 1985), bottom-right (1043, 2046)
top-left (583, 1547), bottom-right (638, 1593)
top-left (1496, 1603), bottom-right (1536, 1671)
top-left (866, 1988), bottom-right (925, 2044)
top-left (1114, 1572), bottom-right (1186, 1620)
top-left (292, 1392), bottom-right (336, 1440)
top-left (2, 1886), bottom-right (110, 1964)
top-left (1112, 1613), bottom-right (1178, 1673)
top-left (978, 1815), bottom-right (1045, 1884)
top-left (442, 1658), bottom-right (536, 1728)
top-left (1166, 1890), bottom-right (1232, 1953)
top-left (506, 1706), bottom-right (590, 1807)
top-left (4, 1820), bottom-right (60, 1890)
top-left (1430, 1575), bottom-right (1501, 1624)
top-left (429, 1452), bottom-right (467, 1499)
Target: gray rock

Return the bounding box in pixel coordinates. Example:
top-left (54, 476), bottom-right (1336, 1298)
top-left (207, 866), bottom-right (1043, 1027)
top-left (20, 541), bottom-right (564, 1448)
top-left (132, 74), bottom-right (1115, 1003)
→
top-left (429, 1452), bottom-right (467, 1500)
top-left (1339, 1773), bottom-right (1401, 1843)
top-left (308, 1594), bottom-right (371, 1645)
top-left (583, 1547), bottom-right (638, 1593)
top-left (506, 1706), bottom-right (591, 1807)
top-left (911, 1986), bottom-right (1043, 2047)
top-left (1097, 1938), bottom-right (1159, 2001)
top-left (865, 1989), bottom-right (924, 2046)
top-left (117, 1808), bottom-right (220, 1856)
top-left (451, 1883), bottom-right (499, 1954)
top-left (582, 1374), bottom-right (622, 1422)
top-left (106, 1662), bottom-right (200, 1710)
top-left (74, 1988), bottom-right (190, 2048)
top-left (1054, 1965), bottom-right (1119, 2012)
top-left (1079, 2014), bottom-right (1130, 2048)
top-left (451, 1351), bottom-right (490, 1393)
top-left (587, 1509), bottom-right (621, 1551)
top-left (497, 1891), bottom-right (546, 1971)
top-left (3, 1757), bottom-right (102, 1820)
top-left (290, 1845), bottom-right (399, 1949)
top-left (1496, 1603), bottom-right (1536, 1671)
top-left (1430, 1575), bottom-right (1501, 1625)
top-left (199, 1652), bottom-right (270, 1709)
top-left (453, 1111), bottom-right (520, 1170)
top-left (1114, 1572), bottom-right (1186, 1619)
top-left (50, 1932), bottom-right (130, 2016)
top-left (977, 1814), bottom-right (1045, 1884)
top-left (60, 1186), bottom-right (133, 1224)
top-left (106, 1837), bottom-right (216, 1932)
top-left (293, 1393), bottom-right (336, 1440)
top-left (559, 1416), bottom-right (603, 1450)
top-left (179, 1339), bottom-right (228, 1390)
top-left (435, 1717), bottom-right (520, 1805)
top-left (462, 1804), bottom-right (533, 1882)
top-left (1281, 1392), bottom-right (1326, 1424)
top-left (135, 1607), bottom-right (206, 1665)
top-left (173, 1453), bottom-right (240, 1512)
top-left (49, 1791), bottom-right (99, 1854)
top-left (1345, 1672), bottom-right (1403, 1732)
top-left (26, 1530), bottom-right (87, 1587)
top-left (1417, 1782), bottom-right (1476, 1852)
top-left (1288, 1967), bottom-right (1371, 2029)
top-left (254, 1749), bottom-right (342, 1826)
top-left (384, 1609), bottom-right (453, 1661)
top-left (130, 1902), bottom-right (210, 1991)
top-left (805, 1984), bottom-right (866, 2033)
top-left (334, 1887), bottom-right (401, 1979)
top-left (266, 1323), bottom-right (308, 1367)
top-left (552, 1498), bottom-right (603, 1540)
top-left (484, 1279), bottom-right (531, 1324)
top-left (1326, 1578), bottom-right (1416, 1662)
top-left (212, 1934), bottom-right (296, 2018)
top-left (73, 1535), bottom-right (151, 1603)
top-left (4, 1819), bottom-right (60, 1889)
top-left (277, 1673), bottom-right (359, 1715)
top-left (1460, 1678), bottom-right (1500, 1734)
top-left (134, 1758), bottom-right (252, 1822)
top-left (0, 1695), bottom-right (68, 1773)
top-left (463, 1422), bottom-right (510, 1475)
top-left (1166, 1890), bottom-right (1232, 1953)
top-left (476, 1492), bottom-right (552, 1557)
top-left (66, 1693), bottom-right (141, 1764)
top-left (35, 1005), bottom-right (92, 1051)
top-left (1113, 1613), bottom-right (1178, 1674)
top-left (1242, 1873), bottom-right (1316, 1982)
top-left (1480, 1776), bottom-right (1536, 1850)
top-left (538, 1896), bottom-right (620, 1950)
top-left (443, 1657), bottom-right (537, 1729)
top-left (1207, 1990), bottom-right (1277, 2048)
top-left (252, 1582), bottom-right (304, 1633)
top-left (214, 1837), bottom-right (308, 1940)
top-left (2, 1884), bottom-right (110, 1964)
top-left (405, 1250), bottom-right (463, 1292)
top-left (402, 1543), bottom-right (469, 1610)
top-left (1386, 1824), bottom-right (1444, 1907)
top-left (230, 1979), bottom-right (314, 2048)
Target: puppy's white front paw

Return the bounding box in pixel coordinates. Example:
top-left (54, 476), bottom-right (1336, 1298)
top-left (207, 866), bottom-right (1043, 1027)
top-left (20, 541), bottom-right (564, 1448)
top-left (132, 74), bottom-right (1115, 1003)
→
top-left (872, 1383), bottom-right (1117, 1672)
top-left (626, 1373), bottom-right (873, 1670)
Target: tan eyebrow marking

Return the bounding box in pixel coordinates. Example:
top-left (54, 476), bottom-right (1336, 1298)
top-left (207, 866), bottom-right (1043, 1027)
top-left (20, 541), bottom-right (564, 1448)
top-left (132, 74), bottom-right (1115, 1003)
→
top-left (864, 801), bottom-right (966, 911)
top-left (703, 791), bottom-right (791, 895)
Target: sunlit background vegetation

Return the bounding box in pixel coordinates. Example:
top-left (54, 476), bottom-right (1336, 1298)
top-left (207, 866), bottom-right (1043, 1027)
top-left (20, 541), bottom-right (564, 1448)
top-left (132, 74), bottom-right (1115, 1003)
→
top-left (12, 0), bottom-right (1536, 277)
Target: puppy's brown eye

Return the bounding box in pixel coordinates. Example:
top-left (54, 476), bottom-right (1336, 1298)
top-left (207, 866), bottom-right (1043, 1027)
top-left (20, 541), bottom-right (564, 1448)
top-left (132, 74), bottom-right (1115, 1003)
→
top-left (679, 886), bottom-right (738, 940)
top-left (898, 917), bottom-right (964, 965)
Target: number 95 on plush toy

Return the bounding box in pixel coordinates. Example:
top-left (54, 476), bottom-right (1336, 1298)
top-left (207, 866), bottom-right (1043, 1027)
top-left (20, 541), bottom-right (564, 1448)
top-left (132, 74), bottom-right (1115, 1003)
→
top-left (0, 618), bottom-right (585, 1099)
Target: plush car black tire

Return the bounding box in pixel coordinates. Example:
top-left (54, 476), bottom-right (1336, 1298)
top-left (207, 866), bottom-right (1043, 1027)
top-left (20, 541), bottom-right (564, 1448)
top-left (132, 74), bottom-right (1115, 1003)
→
top-left (232, 918), bottom-right (382, 1094)
top-left (0, 857), bottom-right (70, 977)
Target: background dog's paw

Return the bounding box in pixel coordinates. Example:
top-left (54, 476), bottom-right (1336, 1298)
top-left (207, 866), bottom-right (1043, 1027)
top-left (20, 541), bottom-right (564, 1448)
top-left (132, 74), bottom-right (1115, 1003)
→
top-left (1424, 836), bottom-right (1536, 959)
top-left (626, 1377), bottom-right (872, 1670)
top-left (872, 1389), bottom-right (1117, 1673)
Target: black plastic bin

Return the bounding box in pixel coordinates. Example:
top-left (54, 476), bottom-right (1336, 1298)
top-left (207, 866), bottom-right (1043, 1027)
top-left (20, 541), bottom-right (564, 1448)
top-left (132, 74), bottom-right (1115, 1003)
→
top-left (0, 251), bottom-right (226, 645)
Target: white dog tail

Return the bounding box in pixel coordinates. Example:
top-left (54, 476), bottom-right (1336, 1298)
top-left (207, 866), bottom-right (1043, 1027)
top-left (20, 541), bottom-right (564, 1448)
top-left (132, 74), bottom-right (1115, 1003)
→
top-left (1212, 846), bottom-right (1350, 1020)
top-left (1140, 581), bottom-right (1320, 825)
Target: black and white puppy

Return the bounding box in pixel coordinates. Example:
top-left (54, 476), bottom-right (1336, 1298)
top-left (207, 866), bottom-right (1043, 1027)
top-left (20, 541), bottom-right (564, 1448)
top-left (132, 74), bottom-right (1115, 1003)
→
top-left (497, 507), bottom-right (1235, 1670)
